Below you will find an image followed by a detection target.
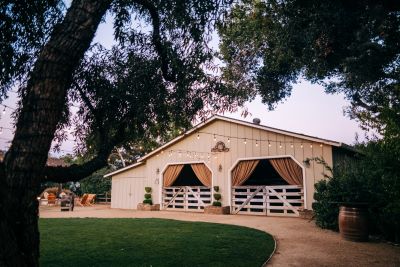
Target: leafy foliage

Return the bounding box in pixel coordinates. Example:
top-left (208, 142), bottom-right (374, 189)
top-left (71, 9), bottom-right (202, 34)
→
top-left (219, 0), bottom-right (400, 134)
top-left (213, 193), bottom-right (222, 201)
top-left (143, 199), bottom-right (153, 205)
top-left (212, 201), bottom-right (222, 207)
top-left (0, 0), bottom-right (64, 97)
top-left (79, 168), bottom-right (111, 196)
top-left (313, 141), bottom-right (400, 242)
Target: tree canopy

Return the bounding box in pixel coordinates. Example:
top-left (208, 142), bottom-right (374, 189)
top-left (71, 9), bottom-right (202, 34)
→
top-left (1, 1), bottom-right (249, 266)
top-left (219, 0), bottom-right (400, 136)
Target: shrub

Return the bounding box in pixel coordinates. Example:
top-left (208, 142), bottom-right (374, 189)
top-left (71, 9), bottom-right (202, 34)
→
top-left (213, 186), bottom-right (220, 192)
top-left (143, 199), bottom-right (153, 205)
top-left (144, 193), bottom-right (152, 200)
top-left (212, 201), bottom-right (222, 207)
top-left (213, 193), bottom-right (222, 201)
top-left (312, 140), bottom-right (400, 243)
top-left (145, 187), bottom-right (152, 193)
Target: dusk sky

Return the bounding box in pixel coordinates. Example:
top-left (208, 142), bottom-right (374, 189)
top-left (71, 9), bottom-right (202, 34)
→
top-left (0, 13), bottom-right (366, 155)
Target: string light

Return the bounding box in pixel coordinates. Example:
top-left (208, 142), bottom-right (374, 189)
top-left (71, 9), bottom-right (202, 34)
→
top-left (197, 133), bottom-right (200, 140)
top-left (320, 144), bottom-right (323, 147)
top-left (279, 142), bottom-right (282, 149)
top-left (290, 143), bottom-right (294, 148)
top-left (310, 144), bottom-right (313, 148)
top-left (197, 130), bottom-right (325, 148)
top-left (255, 140), bottom-right (258, 147)
top-left (2, 107), bottom-right (5, 115)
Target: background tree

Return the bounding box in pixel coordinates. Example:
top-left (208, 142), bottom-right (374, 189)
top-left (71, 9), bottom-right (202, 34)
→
top-left (218, 0), bottom-right (400, 242)
top-left (0, 1), bottom-right (250, 266)
top-left (219, 0), bottom-right (400, 136)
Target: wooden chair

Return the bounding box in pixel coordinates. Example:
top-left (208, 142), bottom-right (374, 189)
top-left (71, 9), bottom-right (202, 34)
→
top-left (47, 193), bottom-right (56, 205)
top-left (76, 194), bottom-right (88, 207)
top-left (84, 194), bottom-right (96, 206)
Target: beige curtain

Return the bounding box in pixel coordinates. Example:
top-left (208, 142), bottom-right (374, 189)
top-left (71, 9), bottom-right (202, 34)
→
top-left (269, 158), bottom-right (303, 185)
top-left (163, 164), bottom-right (184, 187)
top-left (191, 163), bottom-right (212, 187)
top-left (232, 160), bottom-right (259, 186)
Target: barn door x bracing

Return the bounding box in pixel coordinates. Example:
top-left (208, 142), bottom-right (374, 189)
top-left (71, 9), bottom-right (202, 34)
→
top-left (162, 186), bottom-right (211, 212)
top-left (231, 185), bottom-right (303, 216)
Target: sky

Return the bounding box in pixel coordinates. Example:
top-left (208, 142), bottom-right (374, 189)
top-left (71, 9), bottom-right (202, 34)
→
top-left (0, 12), bottom-right (366, 155)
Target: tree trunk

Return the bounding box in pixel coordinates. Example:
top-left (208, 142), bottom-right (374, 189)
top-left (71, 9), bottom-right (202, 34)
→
top-left (0, 0), bottom-right (111, 266)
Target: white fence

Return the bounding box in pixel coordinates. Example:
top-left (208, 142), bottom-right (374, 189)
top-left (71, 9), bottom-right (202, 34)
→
top-left (162, 186), bottom-right (212, 212)
top-left (231, 185), bottom-right (303, 216)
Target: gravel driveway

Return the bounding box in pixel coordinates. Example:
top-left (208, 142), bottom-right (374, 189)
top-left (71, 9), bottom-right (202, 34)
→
top-left (40, 205), bottom-right (400, 266)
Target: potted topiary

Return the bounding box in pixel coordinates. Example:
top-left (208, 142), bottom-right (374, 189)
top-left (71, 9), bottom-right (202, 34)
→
top-left (137, 187), bottom-right (160, 211)
top-left (204, 186), bottom-right (230, 214)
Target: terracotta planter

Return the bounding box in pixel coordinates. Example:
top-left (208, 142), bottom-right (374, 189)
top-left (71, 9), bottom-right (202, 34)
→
top-left (137, 203), bottom-right (160, 211)
top-left (339, 205), bottom-right (368, 242)
top-left (204, 205), bottom-right (230, 215)
top-left (299, 209), bottom-right (314, 220)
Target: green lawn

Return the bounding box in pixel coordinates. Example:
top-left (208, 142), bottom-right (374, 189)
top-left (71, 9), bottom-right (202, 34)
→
top-left (39, 218), bottom-right (274, 267)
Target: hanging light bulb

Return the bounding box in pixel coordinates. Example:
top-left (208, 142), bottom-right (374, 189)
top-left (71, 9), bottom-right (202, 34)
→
top-left (213, 134), bottom-right (216, 142)
top-left (290, 143), bottom-right (294, 148)
top-left (310, 144), bottom-right (313, 148)
top-left (227, 137), bottom-right (230, 143)
top-left (244, 138), bottom-right (247, 145)
top-left (320, 143), bottom-right (323, 147)
top-left (279, 142), bottom-right (282, 149)
top-left (197, 133), bottom-right (200, 140)
top-left (2, 107), bottom-right (5, 115)
top-left (161, 150), bottom-right (164, 154)
top-left (214, 154), bottom-right (217, 159)
top-left (268, 142), bottom-right (271, 147)
top-left (255, 140), bottom-right (259, 147)
top-left (300, 143), bottom-right (303, 148)
top-left (178, 151), bottom-right (182, 157)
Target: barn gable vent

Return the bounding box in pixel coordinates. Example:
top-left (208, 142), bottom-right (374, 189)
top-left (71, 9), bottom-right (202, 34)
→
top-left (252, 118), bottom-right (261, 125)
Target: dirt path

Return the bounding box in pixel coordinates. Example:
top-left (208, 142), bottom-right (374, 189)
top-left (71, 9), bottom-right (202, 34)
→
top-left (40, 205), bottom-right (400, 267)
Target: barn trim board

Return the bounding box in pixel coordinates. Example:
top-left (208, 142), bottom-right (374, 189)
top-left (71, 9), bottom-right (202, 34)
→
top-left (105, 115), bottom-right (354, 217)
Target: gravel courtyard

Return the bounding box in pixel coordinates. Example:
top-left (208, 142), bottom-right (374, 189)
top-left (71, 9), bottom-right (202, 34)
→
top-left (40, 205), bottom-right (400, 267)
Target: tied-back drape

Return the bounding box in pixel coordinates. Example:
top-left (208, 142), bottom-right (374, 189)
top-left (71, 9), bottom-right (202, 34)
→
top-left (190, 163), bottom-right (212, 187)
top-left (269, 158), bottom-right (303, 185)
top-left (163, 164), bottom-right (184, 187)
top-left (231, 160), bottom-right (259, 186)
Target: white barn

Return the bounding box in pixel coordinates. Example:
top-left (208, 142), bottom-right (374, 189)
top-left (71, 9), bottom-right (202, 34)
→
top-left (105, 115), bottom-right (350, 216)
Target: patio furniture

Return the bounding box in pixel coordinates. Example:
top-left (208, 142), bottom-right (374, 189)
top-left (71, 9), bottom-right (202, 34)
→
top-left (47, 193), bottom-right (56, 205)
top-left (85, 194), bottom-right (96, 206)
top-left (60, 194), bottom-right (74, 212)
top-left (76, 194), bottom-right (88, 207)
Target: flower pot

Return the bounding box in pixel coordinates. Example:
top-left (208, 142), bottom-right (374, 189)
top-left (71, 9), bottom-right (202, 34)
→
top-left (204, 205), bottom-right (230, 215)
top-left (339, 205), bottom-right (368, 242)
top-left (137, 203), bottom-right (160, 211)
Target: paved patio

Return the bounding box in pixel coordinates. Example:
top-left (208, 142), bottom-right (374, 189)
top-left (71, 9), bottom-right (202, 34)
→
top-left (40, 205), bottom-right (400, 267)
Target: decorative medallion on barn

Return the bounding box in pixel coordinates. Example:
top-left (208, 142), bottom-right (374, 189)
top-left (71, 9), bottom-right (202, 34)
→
top-left (211, 141), bottom-right (229, 152)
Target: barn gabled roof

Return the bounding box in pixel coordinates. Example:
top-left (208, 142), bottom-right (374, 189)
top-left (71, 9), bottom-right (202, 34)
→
top-left (105, 115), bottom-right (345, 177)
